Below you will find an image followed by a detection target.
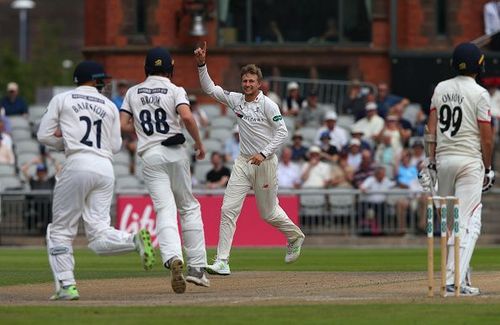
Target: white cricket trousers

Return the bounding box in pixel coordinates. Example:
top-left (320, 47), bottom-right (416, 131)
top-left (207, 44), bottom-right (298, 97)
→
top-left (141, 145), bottom-right (207, 268)
top-left (437, 154), bottom-right (483, 286)
top-left (216, 154), bottom-right (304, 260)
top-left (47, 154), bottom-right (136, 289)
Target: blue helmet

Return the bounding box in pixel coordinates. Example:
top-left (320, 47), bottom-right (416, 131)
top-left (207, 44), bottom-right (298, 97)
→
top-left (144, 47), bottom-right (174, 76)
top-left (73, 60), bottom-right (111, 85)
top-left (451, 42), bottom-right (485, 74)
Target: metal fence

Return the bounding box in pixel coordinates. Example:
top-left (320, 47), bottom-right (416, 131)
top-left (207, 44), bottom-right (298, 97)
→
top-left (0, 188), bottom-right (447, 238)
top-left (266, 76), bottom-right (376, 114)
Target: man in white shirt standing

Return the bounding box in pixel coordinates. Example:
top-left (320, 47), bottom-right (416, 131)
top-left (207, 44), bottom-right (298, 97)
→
top-left (314, 111), bottom-right (348, 151)
top-left (419, 43), bottom-right (494, 296)
top-left (194, 42), bottom-right (305, 275)
top-left (37, 61), bottom-right (155, 300)
top-left (120, 47), bottom-right (209, 293)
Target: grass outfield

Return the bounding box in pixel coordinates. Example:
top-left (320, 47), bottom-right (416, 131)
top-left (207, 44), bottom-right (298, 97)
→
top-left (2, 247), bottom-right (500, 324)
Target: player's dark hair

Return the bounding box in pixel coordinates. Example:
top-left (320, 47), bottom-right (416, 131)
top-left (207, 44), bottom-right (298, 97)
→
top-left (240, 64), bottom-right (263, 81)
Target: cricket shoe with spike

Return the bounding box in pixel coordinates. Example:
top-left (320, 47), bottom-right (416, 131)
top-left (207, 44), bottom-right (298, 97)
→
top-left (167, 257), bottom-right (186, 294)
top-left (50, 285), bottom-right (80, 301)
top-left (134, 229), bottom-right (156, 271)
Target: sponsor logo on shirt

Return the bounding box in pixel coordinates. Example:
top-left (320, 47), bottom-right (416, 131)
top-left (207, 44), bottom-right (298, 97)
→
top-left (72, 94), bottom-right (105, 104)
top-left (137, 88), bottom-right (168, 94)
top-left (272, 115), bottom-right (283, 122)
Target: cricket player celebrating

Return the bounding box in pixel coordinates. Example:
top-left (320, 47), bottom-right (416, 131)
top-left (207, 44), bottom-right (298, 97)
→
top-left (420, 43), bottom-right (495, 296)
top-left (194, 42), bottom-right (305, 275)
top-left (120, 47), bottom-right (209, 294)
top-left (37, 61), bottom-right (155, 301)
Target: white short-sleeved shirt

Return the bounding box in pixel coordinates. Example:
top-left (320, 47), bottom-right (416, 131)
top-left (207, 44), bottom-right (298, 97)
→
top-left (430, 76), bottom-right (491, 159)
top-left (37, 86), bottom-right (122, 160)
top-left (121, 76), bottom-right (189, 155)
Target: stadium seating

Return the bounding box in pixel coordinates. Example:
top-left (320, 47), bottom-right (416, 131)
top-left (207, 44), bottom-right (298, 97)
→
top-left (0, 176), bottom-right (24, 191)
top-left (14, 140), bottom-right (40, 154)
top-left (115, 175), bottom-right (144, 190)
top-left (0, 164), bottom-right (16, 176)
top-left (11, 128), bottom-right (32, 141)
top-left (209, 128), bottom-right (233, 142)
top-left (194, 161), bottom-right (213, 184)
top-left (200, 104), bottom-right (222, 119)
top-left (210, 116), bottom-right (234, 129)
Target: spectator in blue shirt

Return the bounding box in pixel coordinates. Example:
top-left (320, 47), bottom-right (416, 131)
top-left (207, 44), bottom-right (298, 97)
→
top-left (396, 150), bottom-right (418, 189)
top-left (112, 81), bottom-right (129, 110)
top-left (1, 82), bottom-right (28, 116)
top-left (376, 82), bottom-right (409, 119)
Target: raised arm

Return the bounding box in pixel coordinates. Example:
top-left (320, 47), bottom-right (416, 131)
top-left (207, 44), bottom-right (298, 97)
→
top-left (194, 41), bottom-right (235, 107)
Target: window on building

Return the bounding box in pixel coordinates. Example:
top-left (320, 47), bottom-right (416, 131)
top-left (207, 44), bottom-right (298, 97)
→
top-left (218, 0), bottom-right (372, 45)
top-left (136, 0), bottom-right (146, 34)
top-left (436, 0), bottom-right (447, 36)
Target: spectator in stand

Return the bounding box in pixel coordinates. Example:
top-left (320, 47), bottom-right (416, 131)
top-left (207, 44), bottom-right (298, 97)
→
top-left (395, 149), bottom-right (418, 189)
top-left (352, 149), bottom-right (375, 188)
top-left (282, 81), bottom-right (304, 116)
top-left (346, 138), bottom-right (363, 171)
top-left (188, 95), bottom-right (209, 138)
top-left (342, 79), bottom-right (368, 121)
top-left (314, 111), bottom-right (348, 151)
top-left (297, 90), bottom-right (327, 128)
top-left (206, 152), bottom-right (231, 189)
top-left (112, 81), bottom-right (129, 110)
top-left (290, 131), bottom-right (308, 162)
top-left (260, 80), bottom-right (281, 107)
top-left (329, 152), bottom-right (354, 188)
top-left (352, 102), bottom-right (385, 148)
top-left (387, 103), bottom-right (413, 146)
top-left (318, 131), bottom-right (338, 163)
top-left (0, 119), bottom-right (14, 165)
top-left (342, 126), bottom-right (372, 153)
top-left (376, 82), bottom-right (409, 119)
top-left (1, 82), bottom-right (28, 117)
top-left (224, 124), bottom-right (240, 163)
top-left (301, 146), bottom-right (331, 188)
top-left (277, 146), bottom-right (302, 189)
top-left (374, 129), bottom-right (401, 179)
top-left (375, 115), bottom-right (404, 154)
top-left (359, 165), bottom-right (396, 235)
top-left (409, 137), bottom-right (426, 168)
top-left (21, 162), bottom-right (59, 190)
top-left (484, 1), bottom-right (500, 50)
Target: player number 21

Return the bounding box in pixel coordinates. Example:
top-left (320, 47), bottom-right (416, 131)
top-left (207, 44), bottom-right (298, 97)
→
top-left (79, 116), bottom-right (102, 149)
top-left (439, 104), bottom-right (462, 137)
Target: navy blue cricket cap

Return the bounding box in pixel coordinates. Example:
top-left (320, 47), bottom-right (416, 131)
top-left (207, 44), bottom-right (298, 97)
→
top-left (144, 47), bottom-right (174, 76)
top-left (73, 60), bottom-right (111, 85)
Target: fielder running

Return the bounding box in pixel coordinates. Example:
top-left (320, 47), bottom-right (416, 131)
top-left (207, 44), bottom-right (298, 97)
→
top-left (419, 43), bottom-right (495, 296)
top-left (120, 47), bottom-right (209, 293)
top-left (37, 61), bottom-right (155, 301)
top-left (194, 41), bottom-right (305, 275)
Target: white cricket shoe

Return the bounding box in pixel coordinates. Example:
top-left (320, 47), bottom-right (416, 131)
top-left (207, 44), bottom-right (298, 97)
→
top-left (186, 266), bottom-right (210, 287)
top-left (446, 284), bottom-right (480, 297)
top-left (205, 259), bottom-right (231, 276)
top-left (285, 235), bottom-right (305, 264)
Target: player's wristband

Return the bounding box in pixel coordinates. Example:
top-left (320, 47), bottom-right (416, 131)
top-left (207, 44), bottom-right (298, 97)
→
top-left (259, 152), bottom-right (266, 159)
top-left (197, 63), bottom-right (206, 67)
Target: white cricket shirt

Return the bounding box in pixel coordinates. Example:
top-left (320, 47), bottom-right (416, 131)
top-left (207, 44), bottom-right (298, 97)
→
top-left (121, 76), bottom-right (189, 155)
top-left (198, 65), bottom-right (288, 158)
top-left (430, 75), bottom-right (491, 159)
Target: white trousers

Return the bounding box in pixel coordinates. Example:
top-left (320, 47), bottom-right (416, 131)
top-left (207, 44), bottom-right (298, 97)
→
top-left (141, 145), bottom-right (207, 267)
top-left (437, 154), bottom-right (483, 285)
top-left (47, 156), bottom-right (136, 289)
top-left (216, 155), bottom-right (304, 260)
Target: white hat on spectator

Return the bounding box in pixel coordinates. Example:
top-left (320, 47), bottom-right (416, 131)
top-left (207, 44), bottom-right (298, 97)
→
top-left (351, 125), bottom-right (364, 135)
top-left (287, 81), bottom-right (299, 91)
top-left (365, 102), bottom-right (377, 111)
top-left (349, 138), bottom-right (361, 147)
top-left (308, 145), bottom-right (321, 154)
top-left (325, 111), bottom-right (338, 121)
top-left (7, 82), bottom-right (18, 92)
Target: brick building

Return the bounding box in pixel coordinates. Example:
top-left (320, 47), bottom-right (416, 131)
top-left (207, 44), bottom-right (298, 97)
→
top-left (83, 0), bottom-right (494, 106)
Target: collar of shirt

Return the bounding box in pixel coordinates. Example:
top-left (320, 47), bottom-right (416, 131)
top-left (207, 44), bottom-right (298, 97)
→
top-left (244, 91), bottom-right (263, 104)
top-left (146, 75), bottom-right (171, 83)
top-left (76, 85), bottom-right (100, 93)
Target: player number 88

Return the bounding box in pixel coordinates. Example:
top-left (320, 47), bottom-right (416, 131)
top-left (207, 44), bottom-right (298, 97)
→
top-left (139, 108), bottom-right (170, 136)
top-left (439, 104), bottom-right (462, 137)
